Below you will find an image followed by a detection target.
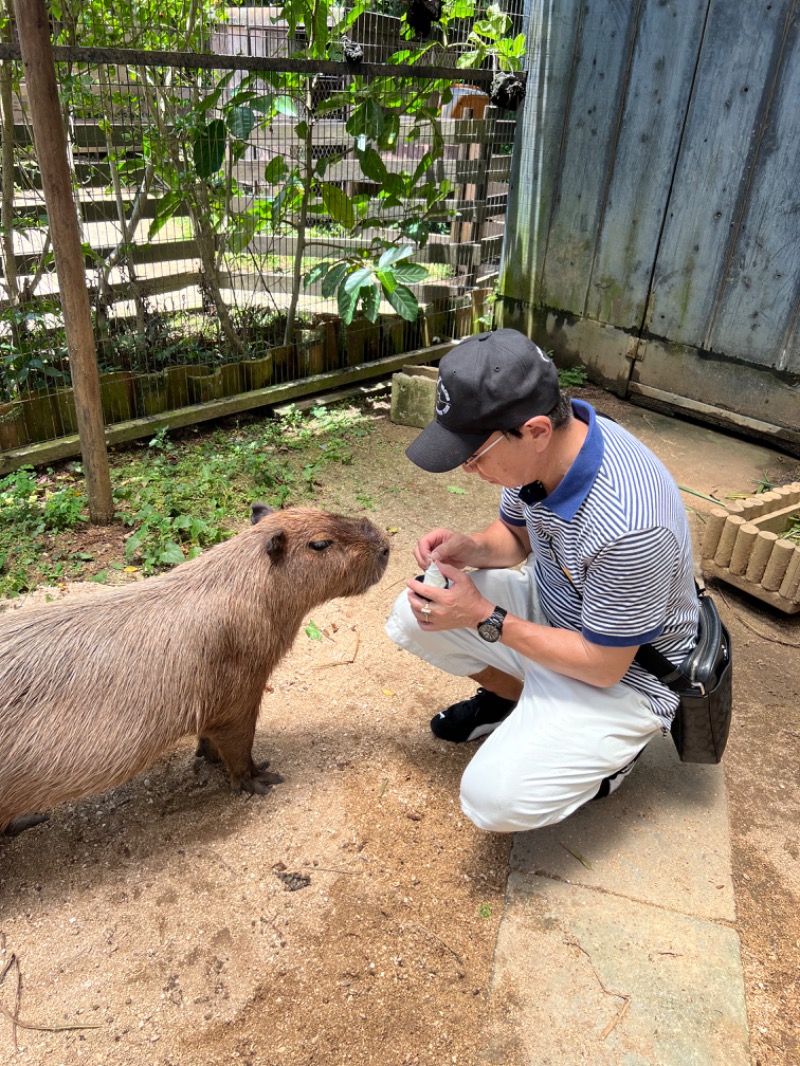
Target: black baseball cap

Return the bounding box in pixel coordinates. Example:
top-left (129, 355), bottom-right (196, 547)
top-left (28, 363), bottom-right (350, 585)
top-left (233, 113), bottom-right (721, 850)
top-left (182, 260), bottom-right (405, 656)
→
top-left (405, 329), bottom-right (560, 473)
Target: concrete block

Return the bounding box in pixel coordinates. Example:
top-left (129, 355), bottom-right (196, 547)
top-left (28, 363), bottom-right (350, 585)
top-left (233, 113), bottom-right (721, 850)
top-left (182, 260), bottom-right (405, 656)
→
top-left (390, 365), bottom-right (438, 428)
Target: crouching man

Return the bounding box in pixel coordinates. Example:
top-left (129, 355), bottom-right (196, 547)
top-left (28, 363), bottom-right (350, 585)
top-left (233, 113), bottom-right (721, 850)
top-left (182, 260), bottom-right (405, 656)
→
top-left (385, 328), bottom-right (698, 832)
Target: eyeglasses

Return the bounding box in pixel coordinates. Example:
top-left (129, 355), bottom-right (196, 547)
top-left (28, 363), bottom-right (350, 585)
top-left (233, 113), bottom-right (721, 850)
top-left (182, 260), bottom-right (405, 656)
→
top-left (462, 433), bottom-right (506, 470)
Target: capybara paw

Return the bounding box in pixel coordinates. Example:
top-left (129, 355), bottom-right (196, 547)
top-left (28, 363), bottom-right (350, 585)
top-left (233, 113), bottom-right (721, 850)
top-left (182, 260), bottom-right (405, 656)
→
top-left (238, 767), bottom-right (285, 795)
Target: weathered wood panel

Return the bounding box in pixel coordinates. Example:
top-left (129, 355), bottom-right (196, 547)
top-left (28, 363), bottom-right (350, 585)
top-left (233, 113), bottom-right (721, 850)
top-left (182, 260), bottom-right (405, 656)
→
top-left (585, 0), bottom-right (708, 327)
top-left (646, 0), bottom-right (800, 371)
top-left (499, 0), bottom-right (799, 445)
top-left (501, 0), bottom-right (581, 306)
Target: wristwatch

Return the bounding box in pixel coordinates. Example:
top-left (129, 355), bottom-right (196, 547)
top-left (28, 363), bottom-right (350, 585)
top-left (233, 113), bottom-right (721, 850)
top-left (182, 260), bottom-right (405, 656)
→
top-left (477, 606), bottom-right (507, 643)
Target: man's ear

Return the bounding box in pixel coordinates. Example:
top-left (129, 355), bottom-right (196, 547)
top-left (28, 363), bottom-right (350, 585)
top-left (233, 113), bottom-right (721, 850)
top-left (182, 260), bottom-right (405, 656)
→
top-left (523, 415), bottom-right (553, 449)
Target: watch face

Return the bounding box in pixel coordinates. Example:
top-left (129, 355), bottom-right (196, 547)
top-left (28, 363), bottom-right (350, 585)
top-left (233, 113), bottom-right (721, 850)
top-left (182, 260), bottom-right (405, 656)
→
top-left (477, 621), bottom-right (502, 643)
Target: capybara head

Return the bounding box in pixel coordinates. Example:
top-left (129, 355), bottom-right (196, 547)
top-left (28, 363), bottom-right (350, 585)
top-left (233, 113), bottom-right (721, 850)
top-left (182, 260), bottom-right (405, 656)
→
top-left (245, 505), bottom-right (390, 601)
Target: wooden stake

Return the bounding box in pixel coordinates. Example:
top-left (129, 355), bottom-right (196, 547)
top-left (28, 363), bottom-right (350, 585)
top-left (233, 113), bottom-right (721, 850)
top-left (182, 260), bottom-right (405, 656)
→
top-left (13, 0), bottom-right (114, 522)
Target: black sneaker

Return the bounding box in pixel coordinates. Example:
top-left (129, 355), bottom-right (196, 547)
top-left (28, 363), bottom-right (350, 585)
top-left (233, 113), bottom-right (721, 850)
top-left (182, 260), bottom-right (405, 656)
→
top-left (430, 688), bottom-right (517, 743)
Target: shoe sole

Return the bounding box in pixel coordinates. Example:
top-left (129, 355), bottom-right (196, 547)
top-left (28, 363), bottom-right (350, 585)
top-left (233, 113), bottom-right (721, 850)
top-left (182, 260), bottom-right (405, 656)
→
top-left (431, 720), bottom-right (504, 744)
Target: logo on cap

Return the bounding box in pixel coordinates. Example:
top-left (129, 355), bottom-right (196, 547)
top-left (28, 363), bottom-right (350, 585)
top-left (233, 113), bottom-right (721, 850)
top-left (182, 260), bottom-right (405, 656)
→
top-left (435, 380), bottom-right (451, 416)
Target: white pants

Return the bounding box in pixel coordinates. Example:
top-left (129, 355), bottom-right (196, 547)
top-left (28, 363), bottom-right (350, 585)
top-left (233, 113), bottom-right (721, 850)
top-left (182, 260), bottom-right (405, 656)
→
top-left (385, 564), bottom-right (663, 832)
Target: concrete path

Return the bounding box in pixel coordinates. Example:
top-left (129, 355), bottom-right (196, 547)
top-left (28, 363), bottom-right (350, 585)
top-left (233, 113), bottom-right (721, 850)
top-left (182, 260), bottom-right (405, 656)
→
top-left (483, 404), bottom-right (783, 1065)
top-left (487, 740), bottom-right (747, 1063)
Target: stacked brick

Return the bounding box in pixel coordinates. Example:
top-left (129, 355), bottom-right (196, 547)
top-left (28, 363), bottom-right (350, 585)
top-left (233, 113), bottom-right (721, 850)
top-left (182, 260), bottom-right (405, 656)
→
top-left (701, 483), bottom-right (800, 614)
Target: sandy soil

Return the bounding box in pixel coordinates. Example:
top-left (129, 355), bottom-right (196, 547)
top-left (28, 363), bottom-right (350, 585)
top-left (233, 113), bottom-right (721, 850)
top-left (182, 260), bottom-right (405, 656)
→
top-left (1, 388), bottom-right (798, 1065)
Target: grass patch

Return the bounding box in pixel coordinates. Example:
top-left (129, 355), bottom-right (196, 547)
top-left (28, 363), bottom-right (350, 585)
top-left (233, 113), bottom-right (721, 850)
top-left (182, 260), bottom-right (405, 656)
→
top-left (0, 402), bottom-right (373, 597)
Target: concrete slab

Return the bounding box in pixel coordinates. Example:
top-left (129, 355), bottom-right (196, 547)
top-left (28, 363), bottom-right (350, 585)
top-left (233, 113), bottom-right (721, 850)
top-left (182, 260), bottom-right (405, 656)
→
top-left (509, 739), bottom-right (736, 922)
top-left (487, 875), bottom-right (749, 1065)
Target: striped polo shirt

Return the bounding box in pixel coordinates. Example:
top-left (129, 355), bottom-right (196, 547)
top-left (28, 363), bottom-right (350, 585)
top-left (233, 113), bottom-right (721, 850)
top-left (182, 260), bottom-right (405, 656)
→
top-left (499, 399), bottom-right (699, 722)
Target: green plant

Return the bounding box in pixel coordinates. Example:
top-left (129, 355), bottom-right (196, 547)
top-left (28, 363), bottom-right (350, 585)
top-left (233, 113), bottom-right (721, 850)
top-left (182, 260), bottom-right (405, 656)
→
top-left (0, 466), bottom-right (88, 593)
top-left (0, 304), bottom-right (68, 400)
top-left (557, 366), bottom-right (588, 388)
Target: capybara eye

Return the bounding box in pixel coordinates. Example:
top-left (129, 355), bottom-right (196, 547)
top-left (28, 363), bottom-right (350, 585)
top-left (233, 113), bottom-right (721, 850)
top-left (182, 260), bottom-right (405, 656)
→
top-left (308, 539), bottom-right (333, 551)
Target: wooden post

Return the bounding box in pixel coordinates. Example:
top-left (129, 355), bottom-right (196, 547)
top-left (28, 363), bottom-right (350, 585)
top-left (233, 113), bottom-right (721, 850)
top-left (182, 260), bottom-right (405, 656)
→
top-left (13, 0), bottom-right (114, 522)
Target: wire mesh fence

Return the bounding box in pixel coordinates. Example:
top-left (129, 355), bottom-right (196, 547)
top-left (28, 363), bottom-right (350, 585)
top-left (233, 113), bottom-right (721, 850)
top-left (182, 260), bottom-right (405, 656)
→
top-left (0, 1), bottom-right (525, 459)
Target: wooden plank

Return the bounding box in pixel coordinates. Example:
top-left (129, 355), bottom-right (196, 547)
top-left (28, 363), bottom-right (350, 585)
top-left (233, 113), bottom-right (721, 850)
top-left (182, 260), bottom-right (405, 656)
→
top-left (266, 116), bottom-right (516, 146)
top-left (701, 2), bottom-right (800, 370)
top-left (647, 0), bottom-right (800, 369)
top-left (536, 0), bottom-right (640, 315)
top-left (583, 0), bottom-right (708, 329)
top-left (500, 0), bottom-right (586, 307)
top-left (13, 191), bottom-right (509, 228)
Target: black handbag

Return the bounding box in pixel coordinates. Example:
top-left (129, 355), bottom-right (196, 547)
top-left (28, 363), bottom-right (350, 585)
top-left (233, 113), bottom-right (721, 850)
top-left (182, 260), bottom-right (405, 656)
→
top-left (635, 587), bottom-right (733, 764)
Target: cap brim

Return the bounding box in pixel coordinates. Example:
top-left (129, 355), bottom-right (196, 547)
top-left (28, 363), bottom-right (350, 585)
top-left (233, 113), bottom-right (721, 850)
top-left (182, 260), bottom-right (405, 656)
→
top-left (405, 419), bottom-right (491, 473)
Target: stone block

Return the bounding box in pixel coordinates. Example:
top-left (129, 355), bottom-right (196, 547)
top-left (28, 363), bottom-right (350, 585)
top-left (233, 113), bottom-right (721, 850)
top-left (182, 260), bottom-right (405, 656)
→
top-left (390, 365), bottom-right (438, 429)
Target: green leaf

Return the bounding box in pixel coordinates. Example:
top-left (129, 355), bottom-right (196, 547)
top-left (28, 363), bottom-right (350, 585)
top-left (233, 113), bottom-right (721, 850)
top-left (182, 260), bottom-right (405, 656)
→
top-left (321, 262), bottom-right (350, 298)
top-left (337, 282), bottom-right (360, 324)
top-left (193, 119), bottom-right (227, 177)
top-left (264, 155), bottom-right (288, 184)
top-left (305, 620), bottom-right (323, 641)
top-left (385, 284), bottom-right (419, 322)
top-left (228, 214), bottom-right (259, 254)
top-left (361, 283), bottom-right (380, 322)
top-left (275, 96), bottom-right (298, 116)
top-left (447, 485), bottom-right (469, 495)
top-left (250, 94), bottom-right (274, 115)
top-left (375, 268), bottom-right (397, 295)
top-left (148, 190), bottom-right (183, 239)
top-left (228, 106), bottom-right (254, 140)
top-left (392, 263), bottom-right (428, 283)
top-left (378, 244), bottom-right (414, 269)
top-left (344, 266), bottom-right (373, 293)
top-left (304, 262), bottom-right (330, 288)
top-left (320, 183), bottom-right (355, 230)
top-left (158, 543), bottom-right (185, 566)
top-left (357, 146), bottom-right (389, 185)
top-left (347, 98), bottom-right (384, 142)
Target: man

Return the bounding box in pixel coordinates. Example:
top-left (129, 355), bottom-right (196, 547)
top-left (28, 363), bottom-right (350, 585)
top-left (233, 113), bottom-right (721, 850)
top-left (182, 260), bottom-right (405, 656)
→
top-left (385, 328), bottom-right (699, 832)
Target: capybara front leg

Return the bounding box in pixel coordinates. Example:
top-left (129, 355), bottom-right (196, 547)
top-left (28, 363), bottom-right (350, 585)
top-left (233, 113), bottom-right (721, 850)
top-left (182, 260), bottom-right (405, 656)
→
top-left (203, 719), bottom-right (284, 796)
top-left (4, 813), bottom-right (49, 836)
top-left (195, 736), bottom-right (223, 764)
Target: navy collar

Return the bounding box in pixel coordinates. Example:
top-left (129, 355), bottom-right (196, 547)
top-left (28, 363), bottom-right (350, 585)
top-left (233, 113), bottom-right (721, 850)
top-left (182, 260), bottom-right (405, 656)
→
top-left (520, 400), bottom-right (604, 520)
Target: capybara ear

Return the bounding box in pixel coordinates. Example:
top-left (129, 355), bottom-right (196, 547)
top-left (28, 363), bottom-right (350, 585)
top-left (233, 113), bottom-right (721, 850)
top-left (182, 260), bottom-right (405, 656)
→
top-left (263, 529), bottom-right (286, 562)
top-left (250, 502), bottom-right (274, 525)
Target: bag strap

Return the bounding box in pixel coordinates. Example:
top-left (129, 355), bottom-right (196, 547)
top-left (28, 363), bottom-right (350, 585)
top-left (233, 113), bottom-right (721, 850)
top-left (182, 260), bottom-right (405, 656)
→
top-left (634, 642), bottom-right (687, 688)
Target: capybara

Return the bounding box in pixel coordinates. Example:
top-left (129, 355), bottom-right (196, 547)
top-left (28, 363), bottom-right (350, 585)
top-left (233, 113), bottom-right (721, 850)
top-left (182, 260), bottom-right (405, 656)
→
top-left (0, 504), bottom-right (389, 833)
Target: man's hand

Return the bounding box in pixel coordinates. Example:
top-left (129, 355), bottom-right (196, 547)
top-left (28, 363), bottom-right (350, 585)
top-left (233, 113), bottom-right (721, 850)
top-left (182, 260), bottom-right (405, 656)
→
top-left (407, 562), bottom-right (493, 631)
top-left (412, 529), bottom-right (478, 572)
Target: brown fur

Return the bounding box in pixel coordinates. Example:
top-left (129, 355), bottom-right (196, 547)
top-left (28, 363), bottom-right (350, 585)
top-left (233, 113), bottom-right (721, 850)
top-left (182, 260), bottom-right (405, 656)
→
top-left (0, 506), bottom-right (389, 832)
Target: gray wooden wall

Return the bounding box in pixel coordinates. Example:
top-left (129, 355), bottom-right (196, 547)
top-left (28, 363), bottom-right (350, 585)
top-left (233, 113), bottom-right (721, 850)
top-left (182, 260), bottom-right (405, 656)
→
top-left (497, 0), bottom-right (800, 454)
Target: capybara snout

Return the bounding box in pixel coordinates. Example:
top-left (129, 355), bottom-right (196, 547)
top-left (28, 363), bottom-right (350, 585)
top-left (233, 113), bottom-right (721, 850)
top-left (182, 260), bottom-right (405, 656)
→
top-left (0, 506), bottom-right (390, 834)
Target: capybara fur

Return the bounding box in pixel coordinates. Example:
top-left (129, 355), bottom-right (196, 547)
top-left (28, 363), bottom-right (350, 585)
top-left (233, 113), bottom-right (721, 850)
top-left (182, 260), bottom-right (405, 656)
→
top-left (0, 505), bottom-right (389, 833)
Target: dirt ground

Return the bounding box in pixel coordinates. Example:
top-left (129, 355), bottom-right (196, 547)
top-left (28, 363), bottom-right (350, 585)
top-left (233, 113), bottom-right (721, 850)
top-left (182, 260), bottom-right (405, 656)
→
top-left (1, 386), bottom-right (799, 1065)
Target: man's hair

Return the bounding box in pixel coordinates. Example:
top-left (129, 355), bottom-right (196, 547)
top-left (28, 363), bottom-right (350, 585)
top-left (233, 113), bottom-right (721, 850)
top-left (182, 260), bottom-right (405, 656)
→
top-left (504, 391), bottom-right (573, 436)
